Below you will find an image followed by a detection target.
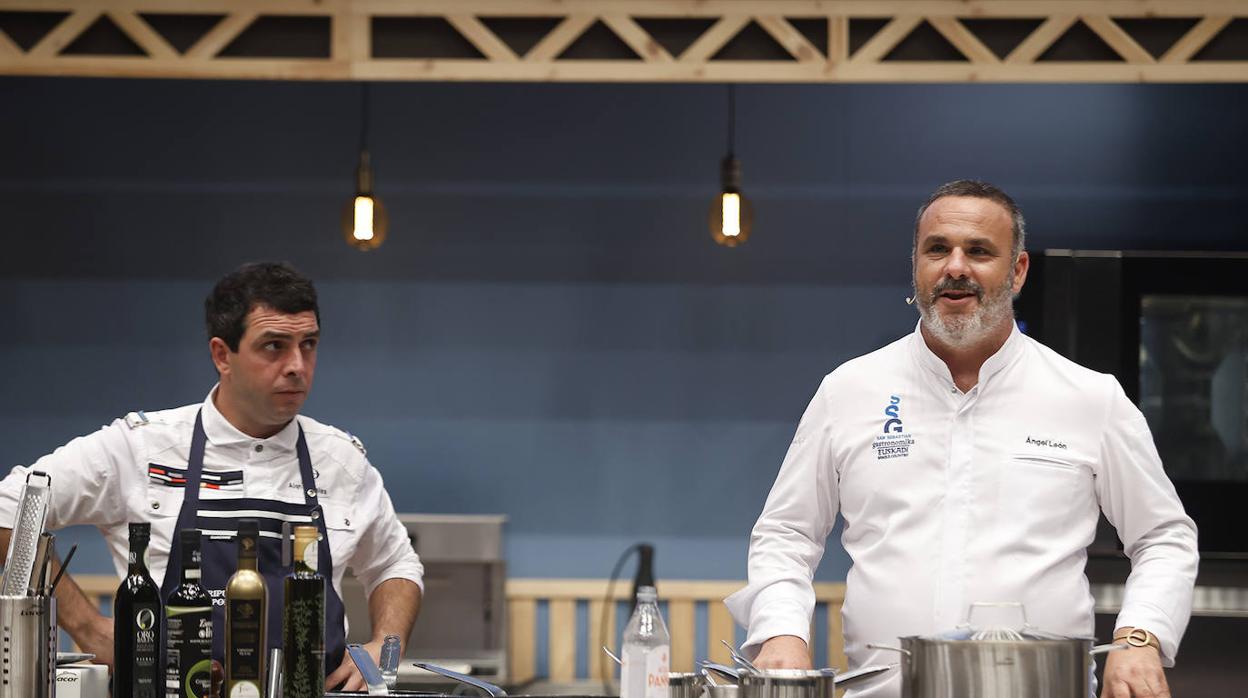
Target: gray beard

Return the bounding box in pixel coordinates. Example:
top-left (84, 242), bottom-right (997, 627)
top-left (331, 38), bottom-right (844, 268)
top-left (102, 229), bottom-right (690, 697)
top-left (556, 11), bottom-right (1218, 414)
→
top-left (916, 279), bottom-right (1016, 349)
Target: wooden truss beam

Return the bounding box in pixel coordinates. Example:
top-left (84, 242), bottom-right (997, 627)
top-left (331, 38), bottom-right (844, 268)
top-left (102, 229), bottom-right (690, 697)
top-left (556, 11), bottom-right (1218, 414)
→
top-left (0, 1), bottom-right (1245, 82)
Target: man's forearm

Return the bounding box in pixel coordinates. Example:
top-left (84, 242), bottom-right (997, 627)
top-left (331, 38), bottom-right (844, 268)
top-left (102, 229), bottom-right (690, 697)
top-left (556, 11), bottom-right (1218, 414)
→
top-left (367, 578), bottom-right (422, 648)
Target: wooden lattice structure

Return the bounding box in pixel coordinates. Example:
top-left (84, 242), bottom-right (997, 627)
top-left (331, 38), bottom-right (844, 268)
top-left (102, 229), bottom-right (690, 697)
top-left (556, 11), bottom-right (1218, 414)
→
top-left (0, 1), bottom-right (1246, 82)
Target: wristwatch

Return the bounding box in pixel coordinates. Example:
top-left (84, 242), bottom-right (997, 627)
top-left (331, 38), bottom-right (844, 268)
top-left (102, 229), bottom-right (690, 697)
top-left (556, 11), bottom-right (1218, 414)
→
top-left (1113, 627), bottom-right (1160, 652)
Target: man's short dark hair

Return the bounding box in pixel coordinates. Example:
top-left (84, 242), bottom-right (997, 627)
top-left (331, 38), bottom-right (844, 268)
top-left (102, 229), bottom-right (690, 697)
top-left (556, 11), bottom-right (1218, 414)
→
top-left (205, 262), bottom-right (320, 352)
top-left (913, 179), bottom-right (1026, 262)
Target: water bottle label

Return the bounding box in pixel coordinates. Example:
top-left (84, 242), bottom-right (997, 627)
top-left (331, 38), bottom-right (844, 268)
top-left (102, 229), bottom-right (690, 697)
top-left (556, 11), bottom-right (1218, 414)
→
top-left (621, 645), bottom-right (670, 698)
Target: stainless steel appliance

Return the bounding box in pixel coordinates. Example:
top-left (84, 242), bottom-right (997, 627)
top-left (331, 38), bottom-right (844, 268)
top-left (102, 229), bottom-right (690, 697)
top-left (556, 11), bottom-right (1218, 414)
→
top-left (0, 595), bottom-right (56, 698)
top-left (343, 514), bottom-right (507, 686)
top-left (1020, 250), bottom-right (1248, 555)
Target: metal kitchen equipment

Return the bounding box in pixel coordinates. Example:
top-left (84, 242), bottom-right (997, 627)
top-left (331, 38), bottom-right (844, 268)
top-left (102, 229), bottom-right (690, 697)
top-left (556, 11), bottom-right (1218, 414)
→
top-left (0, 594), bottom-right (57, 698)
top-left (715, 643), bottom-right (895, 693)
top-left (1, 471), bottom-right (51, 596)
top-left (344, 514), bottom-right (508, 686)
top-left (869, 602), bottom-right (1123, 698)
top-left (738, 668), bottom-right (831, 698)
top-left (669, 672), bottom-right (704, 698)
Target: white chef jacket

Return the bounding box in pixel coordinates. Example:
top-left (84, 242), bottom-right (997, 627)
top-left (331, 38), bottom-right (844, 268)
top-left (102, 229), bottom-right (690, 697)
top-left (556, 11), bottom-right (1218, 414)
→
top-left (0, 388), bottom-right (424, 604)
top-left (725, 323), bottom-right (1198, 697)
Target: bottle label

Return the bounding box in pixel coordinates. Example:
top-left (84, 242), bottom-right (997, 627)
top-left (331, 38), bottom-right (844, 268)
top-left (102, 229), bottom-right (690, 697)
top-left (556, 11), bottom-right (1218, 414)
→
top-left (621, 644), bottom-right (669, 698)
top-left (283, 578), bottom-right (326, 695)
top-left (302, 538), bottom-right (319, 570)
top-left (167, 604), bottom-right (212, 698)
top-left (133, 601), bottom-right (161, 693)
top-left (228, 599), bottom-right (264, 682)
top-left (229, 682), bottom-right (260, 698)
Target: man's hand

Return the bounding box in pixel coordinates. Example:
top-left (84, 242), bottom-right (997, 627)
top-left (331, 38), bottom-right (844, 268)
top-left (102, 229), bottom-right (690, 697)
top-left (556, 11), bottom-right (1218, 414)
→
top-left (1101, 645), bottom-right (1169, 698)
top-left (753, 635), bottom-right (811, 670)
top-left (76, 613), bottom-right (115, 669)
top-left (326, 639), bottom-right (383, 691)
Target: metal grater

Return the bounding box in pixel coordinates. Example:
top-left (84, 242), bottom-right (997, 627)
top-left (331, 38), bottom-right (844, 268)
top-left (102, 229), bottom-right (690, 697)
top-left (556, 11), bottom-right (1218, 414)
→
top-left (1, 471), bottom-right (51, 597)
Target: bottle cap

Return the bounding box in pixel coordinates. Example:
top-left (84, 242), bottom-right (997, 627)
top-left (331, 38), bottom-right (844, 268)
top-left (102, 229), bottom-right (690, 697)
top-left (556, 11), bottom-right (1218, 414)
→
top-left (129, 522), bottom-right (151, 541)
top-left (637, 585), bottom-right (658, 602)
top-left (180, 528), bottom-right (202, 548)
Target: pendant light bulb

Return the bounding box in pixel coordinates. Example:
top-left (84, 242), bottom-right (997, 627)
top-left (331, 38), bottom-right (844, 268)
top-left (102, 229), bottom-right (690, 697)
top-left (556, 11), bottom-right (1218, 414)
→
top-left (342, 150), bottom-right (388, 251)
top-left (710, 155), bottom-right (753, 247)
top-left (343, 83), bottom-right (387, 251)
top-left (709, 85), bottom-right (751, 247)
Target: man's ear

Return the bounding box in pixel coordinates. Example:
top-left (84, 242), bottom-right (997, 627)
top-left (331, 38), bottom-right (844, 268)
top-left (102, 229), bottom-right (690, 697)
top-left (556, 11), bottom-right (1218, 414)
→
top-left (1012, 250), bottom-right (1030, 295)
top-left (209, 337), bottom-right (233, 376)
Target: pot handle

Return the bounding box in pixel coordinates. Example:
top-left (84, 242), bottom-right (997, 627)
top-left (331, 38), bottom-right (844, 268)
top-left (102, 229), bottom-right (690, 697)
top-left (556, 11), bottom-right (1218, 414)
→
top-left (866, 643), bottom-right (911, 657)
top-left (1089, 642), bottom-right (1129, 656)
top-left (412, 661), bottom-right (508, 697)
top-left (699, 661), bottom-right (741, 683)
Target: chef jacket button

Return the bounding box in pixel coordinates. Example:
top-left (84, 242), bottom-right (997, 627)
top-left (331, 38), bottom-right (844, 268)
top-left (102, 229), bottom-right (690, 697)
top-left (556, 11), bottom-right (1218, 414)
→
top-left (151, 501), bottom-right (160, 510)
top-left (306, 488), bottom-right (317, 498)
top-left (254, 444), bottom-right (264, 453)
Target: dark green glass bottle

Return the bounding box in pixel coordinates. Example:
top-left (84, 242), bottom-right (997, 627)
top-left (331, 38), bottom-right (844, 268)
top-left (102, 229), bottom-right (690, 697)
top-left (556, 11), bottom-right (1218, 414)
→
top-left (114, 522), bottom-right (163, 698)
top-left (282, 525), bottom-right (326, 697)
top-left (165, 529), bottom-right (212, 698)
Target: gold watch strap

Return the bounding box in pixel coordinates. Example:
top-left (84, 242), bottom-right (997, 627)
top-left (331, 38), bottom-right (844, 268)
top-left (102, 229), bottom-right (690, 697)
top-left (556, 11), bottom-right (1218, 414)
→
top-left (1113, 627), bottom-right (1160, 651)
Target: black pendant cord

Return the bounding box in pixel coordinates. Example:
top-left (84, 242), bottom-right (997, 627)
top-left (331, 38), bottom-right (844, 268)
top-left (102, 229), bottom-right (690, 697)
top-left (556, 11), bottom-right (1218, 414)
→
top-left (726, 83), bottom-right (736, 158)
top-left (358, 82), bottom-right (371, 155)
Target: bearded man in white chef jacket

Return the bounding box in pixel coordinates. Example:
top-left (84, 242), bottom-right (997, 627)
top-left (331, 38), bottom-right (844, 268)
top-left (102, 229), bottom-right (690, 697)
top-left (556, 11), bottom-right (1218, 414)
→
top-left (725, 180), bottom-right (1198, 698)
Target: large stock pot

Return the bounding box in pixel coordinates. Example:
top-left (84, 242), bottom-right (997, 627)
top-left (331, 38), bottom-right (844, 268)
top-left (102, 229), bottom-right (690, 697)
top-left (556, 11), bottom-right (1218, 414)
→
top-left (870, 603), bottom-right (1122, 698)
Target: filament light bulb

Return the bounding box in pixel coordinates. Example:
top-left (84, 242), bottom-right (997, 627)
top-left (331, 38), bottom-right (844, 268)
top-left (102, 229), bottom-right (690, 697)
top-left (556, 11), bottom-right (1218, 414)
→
top-left (721, 193), bottom-right (741, 237)
top-left (342, 151), bottom-right (388, 251)
top-left (352, 196), bottom-right (375, 241)
top-left (709, 156), bottom-right (752, 247)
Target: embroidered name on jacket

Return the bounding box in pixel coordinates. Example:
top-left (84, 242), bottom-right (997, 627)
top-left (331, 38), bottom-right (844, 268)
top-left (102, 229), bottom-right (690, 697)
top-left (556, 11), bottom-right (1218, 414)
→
top-left (1025, 436), bottom-right (1069, 450)
top-left (148, 464), bottom-right (243, 490)
top-left (872, 394), bottom-right (915, 460)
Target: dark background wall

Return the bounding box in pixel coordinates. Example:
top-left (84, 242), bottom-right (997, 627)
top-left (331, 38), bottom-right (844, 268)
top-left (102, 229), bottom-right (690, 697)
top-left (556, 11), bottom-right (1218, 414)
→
top-left (1, 77), bottom-right (1245, 581)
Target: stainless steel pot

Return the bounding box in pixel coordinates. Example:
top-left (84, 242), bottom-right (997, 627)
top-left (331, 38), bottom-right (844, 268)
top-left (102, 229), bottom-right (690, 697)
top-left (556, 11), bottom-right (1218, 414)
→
top-left (869, 603), bottom-right (1122, 698)
top-left (670, 672), bottom-right (705, 698)
top-left (738, 668), bottom-right (832, 698)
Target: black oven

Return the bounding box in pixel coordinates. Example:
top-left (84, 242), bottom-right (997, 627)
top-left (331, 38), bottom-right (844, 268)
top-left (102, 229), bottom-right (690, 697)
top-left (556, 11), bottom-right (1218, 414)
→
top-left (1017, 251), bottom-right (1248, 557)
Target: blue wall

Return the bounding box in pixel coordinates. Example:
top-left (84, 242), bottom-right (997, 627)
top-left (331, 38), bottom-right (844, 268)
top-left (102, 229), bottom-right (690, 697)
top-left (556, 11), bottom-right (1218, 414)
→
top-left (1, 78), bottom-right (1245, 581)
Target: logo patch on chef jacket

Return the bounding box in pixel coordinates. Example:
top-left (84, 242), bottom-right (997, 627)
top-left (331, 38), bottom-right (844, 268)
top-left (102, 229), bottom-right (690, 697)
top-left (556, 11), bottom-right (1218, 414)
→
top-left (148, 464), bottom-right (243, 490)
top-left (871, 395), bottom-right (915, 460)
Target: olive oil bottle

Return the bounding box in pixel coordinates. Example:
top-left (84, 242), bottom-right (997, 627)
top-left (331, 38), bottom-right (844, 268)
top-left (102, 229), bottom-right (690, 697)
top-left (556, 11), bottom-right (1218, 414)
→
top-left (165, 528), bottom-right (212, 698)
top-left (115, 522), bottom-right (163, 698)
top-left (283, 525), bottom-right (326, 697)
top-left (226, 519), bottom-right (267, 697)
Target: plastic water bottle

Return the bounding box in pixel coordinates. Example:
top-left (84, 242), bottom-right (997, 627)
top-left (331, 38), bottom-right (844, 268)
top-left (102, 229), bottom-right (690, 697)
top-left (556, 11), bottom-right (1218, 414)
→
top-left (620, 586), bottom-right (670, 698)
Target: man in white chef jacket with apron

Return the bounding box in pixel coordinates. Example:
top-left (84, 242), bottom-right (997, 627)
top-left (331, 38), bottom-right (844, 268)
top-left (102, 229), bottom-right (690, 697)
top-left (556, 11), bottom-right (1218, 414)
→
top-left (726, 181), bottom-right (1198, 698)
top-left (0, 261), bottom-right (424, 692)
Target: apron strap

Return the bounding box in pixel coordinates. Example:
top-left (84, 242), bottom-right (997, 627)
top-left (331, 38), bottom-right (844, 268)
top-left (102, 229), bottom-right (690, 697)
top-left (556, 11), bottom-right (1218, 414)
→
top-left (162, 409), bottom-right (208, 599)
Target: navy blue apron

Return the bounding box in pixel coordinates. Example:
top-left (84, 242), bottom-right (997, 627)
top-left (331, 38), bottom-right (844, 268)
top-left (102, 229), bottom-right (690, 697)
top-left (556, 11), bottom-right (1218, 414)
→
top-left (161, 410), bottom-right (348, 677)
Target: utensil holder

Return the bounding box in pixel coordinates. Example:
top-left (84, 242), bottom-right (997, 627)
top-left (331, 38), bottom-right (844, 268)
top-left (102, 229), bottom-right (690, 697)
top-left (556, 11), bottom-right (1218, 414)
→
top-left (0, 595), bottom-right (56, 698)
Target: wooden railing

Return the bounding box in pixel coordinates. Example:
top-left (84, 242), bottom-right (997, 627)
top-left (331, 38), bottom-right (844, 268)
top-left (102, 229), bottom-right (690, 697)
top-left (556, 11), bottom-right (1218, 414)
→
top-left (506, 579), bottom-right (846, 684)
top-left (74, 575), bottom-right (847, 683)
